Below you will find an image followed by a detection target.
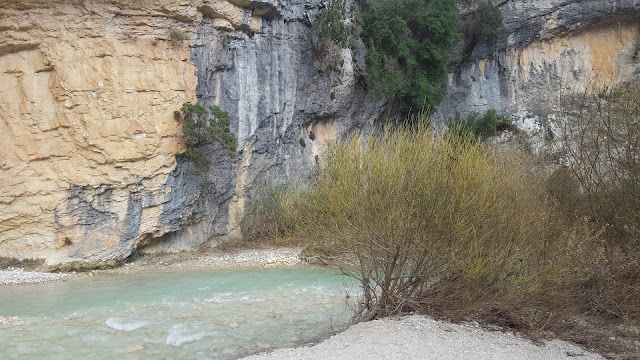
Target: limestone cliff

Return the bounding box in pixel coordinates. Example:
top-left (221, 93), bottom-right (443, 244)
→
top-left (0, 0), bottom-right (381, 268)
top-left (436, 0), bottom-right (640, 126)
top-left (0, 1), bottom-right (201, 268)
top-left (143, 0), bottom-right (383, 254)
top-left (2, 0), bottom-right (637, 269)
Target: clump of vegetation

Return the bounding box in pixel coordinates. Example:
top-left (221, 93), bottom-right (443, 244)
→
top-left (311, 0), bottom-right (351, 73)
top-left (474, 1), bottom-right (502, 46)
top-left (169, 28), bottom-right (188, 41)
top-left (183, 147), bottom-right (208, 166)
top-left (264, 94), bottom-right (640, 354)
top-left (448, 108), bottom-right (512, 138)
top-left (278, 121), bottom-right (567, 322)
top-left (175, 102), bottom-right (237, 165)
top-left (312, 0), bottom-right (350, 48)
top-left (559, 83), bottom-right (640, 245)
top-left (242, 184), bottom-right (294, 242)
top-left (360, 0), bottom-right (459, 113)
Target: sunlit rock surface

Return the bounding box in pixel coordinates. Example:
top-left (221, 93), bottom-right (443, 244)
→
top-left (0, 1), bottom-right (199, 268)
top-left (2, 0), bottom-right (637, 268)
top-left (0, 0), bottom-right (381, 268)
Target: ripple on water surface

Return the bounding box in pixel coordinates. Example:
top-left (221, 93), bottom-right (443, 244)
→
top-left (0, 266), bottom-right (358, 360)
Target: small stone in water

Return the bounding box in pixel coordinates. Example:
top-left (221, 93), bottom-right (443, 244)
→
top-left (125, 344), bottom-right (145, 352)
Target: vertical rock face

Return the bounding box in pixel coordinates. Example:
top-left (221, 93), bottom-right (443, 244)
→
top-left (0, 0), bottom-right (381, 267)
top-left (143, 0), bottom-right (383, 253)
top-left (0, 0), bottom-right (199, 267)
top-left (435, 0), bottom-right (640, 125)
top-left (5, 0), bottom-right (634, 268)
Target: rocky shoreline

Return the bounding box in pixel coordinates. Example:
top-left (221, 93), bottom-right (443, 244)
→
top-left (242, 315), bottom-right (604, 360)
top-left (0, 247), bottom-right (303, 285)
top-left (0, 268), bottom-right (69, 285)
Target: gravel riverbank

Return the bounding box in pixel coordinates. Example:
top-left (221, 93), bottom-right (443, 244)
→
top-left (142, 247), bottom-right (302, 268)
top-left (0, 247), bottom-right (303, 285)
top-left (242, 315), bottom-right (604, 360)
top-left (0, 269), bottom-right (69, 285)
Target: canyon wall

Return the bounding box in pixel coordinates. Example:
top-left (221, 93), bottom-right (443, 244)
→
top-left (2, 0), bottom-right (638, 269)
top-left (0, 0), bottom-right (380, 268)
top-left (0, 1), bottom-right (201, 268)
top-left (145, 0), bottom-right (383, 254)
top-left (435, 0), bottom-right (640, 127)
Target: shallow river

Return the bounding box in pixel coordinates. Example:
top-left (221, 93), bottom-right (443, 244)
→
top-left (0, 266), bottom-right (358, 359)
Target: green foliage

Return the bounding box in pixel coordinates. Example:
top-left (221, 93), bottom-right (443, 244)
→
top-left (360, 0), bottom-right (460, 113)
top-left (448, 108), bottom-right (512, 138)
top-left (180, 103), bottom-right (208, 146)
top-left (178, 102), bottom-right (237, 165)
top-left (312, 0), bottom-right (350, 47)
top-left (475, 1), bottom-right (502, 46)
top-left (169, 29), bottom-right (188, 41)
top-left (184, 148), bottom-right (208, 166)
top-left (210, 105), bottom-right (231, 127)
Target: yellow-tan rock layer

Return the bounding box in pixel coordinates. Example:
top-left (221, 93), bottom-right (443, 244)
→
top-left (0, 0), bottom-right (275, 267)
top-left (445, 19), bottom-right (640, 122)
top-left (510, 20), bottom-right (639, 89)
top-left (0, 1), bottom-right (201, 265)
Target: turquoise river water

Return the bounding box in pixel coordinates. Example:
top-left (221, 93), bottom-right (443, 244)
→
top-left (0, 266), bottom-right (358, 360)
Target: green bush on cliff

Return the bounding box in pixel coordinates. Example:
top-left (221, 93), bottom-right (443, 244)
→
top-left (475, 1), bottom-right (502, 46)
top-left (175, 102), bottom-right (237, 165)
top-left (448, 108), bottom-right (512, 138)
top-left (313, 0), bottom-right (350, 47)
top-left (360, 0), bottom-right (459, 113)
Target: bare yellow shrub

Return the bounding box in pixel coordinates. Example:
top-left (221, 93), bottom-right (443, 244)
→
top-left (557, 82), bottom-right (640, 322)
top-left (280, 122), bottom-right (568, 322)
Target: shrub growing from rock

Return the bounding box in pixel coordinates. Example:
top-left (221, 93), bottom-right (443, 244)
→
top-left (175, 102), bottom-right (237, 165)
top-left (448, 108), bottom-right (513, 138)
top-left (312, 0), bottom-right (350, 48)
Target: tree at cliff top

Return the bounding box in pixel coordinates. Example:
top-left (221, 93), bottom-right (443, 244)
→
top-left (361, 0), bottom-right (459, 114)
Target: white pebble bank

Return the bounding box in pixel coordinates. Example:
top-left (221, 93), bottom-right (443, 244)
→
top-left (0, 269), bottom-right (68, 285)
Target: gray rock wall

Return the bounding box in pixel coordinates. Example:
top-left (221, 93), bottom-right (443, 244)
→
top-left (435, 0), bottom-right (640, 126)
top-left (144, 0), bottom-right (383, 253)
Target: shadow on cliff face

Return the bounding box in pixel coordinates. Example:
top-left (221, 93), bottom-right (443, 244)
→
top-left (0, 257), bottom-right (44, 271)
